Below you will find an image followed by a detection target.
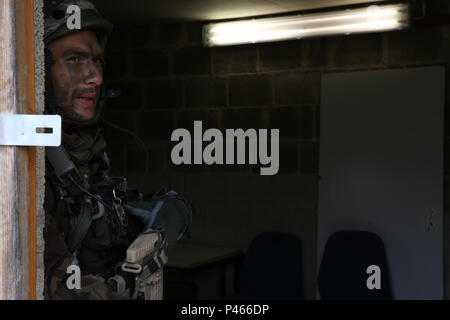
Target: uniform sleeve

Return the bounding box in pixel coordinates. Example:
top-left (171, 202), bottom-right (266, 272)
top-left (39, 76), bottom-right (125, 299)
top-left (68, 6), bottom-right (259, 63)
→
top-left (43, 212), bottom-right (72, 299)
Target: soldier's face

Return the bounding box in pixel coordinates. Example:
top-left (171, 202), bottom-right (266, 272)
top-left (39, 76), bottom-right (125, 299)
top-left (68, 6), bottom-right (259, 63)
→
top-left (48, 29), bottom-right (104, 122)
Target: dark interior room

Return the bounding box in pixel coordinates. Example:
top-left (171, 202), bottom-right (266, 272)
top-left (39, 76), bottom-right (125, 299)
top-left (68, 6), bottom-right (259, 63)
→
top-left (37, 0), bottom-right (449, 300)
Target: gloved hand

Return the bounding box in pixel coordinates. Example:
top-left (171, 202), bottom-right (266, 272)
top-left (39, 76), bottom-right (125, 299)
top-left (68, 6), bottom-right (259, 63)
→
top-left (123, 190), bottom-right (191, 249)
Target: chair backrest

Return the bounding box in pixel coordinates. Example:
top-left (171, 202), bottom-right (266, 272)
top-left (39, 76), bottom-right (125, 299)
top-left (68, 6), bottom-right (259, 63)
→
top-left (318, 230), bottom-right (393, 300)
top-left (237, 232), bottom-right (304, 299)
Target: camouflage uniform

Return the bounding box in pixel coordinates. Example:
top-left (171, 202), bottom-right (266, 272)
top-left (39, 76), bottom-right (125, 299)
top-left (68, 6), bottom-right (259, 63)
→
top-left (43, 0), bottom-right (192, 300)
top-left (43, 126), bottom-right (141, 300)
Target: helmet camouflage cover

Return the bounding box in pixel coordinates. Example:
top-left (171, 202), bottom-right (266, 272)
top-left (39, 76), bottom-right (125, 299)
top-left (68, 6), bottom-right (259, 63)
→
top-left (44, 0), bottom-right (113, 46)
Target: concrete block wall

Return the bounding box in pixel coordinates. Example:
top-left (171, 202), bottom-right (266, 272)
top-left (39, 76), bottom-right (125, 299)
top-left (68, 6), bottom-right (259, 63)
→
top-left (100, 1), bottom-right (450, 299)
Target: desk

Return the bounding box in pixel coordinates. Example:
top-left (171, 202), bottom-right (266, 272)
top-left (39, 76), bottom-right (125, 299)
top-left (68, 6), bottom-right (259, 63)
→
top-left (167, 242), bottom-right (243, 268)
top-left (164, 242), bottom-right (244, 299)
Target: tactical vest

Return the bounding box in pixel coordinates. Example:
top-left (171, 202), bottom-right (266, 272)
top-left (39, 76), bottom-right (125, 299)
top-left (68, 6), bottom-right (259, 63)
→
top-left (45, 126), bottom-right (145, 280)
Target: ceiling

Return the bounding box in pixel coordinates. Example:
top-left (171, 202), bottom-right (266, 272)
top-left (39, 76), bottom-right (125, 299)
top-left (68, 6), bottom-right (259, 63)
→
top-left (92, 0), bottom-right (390, 24)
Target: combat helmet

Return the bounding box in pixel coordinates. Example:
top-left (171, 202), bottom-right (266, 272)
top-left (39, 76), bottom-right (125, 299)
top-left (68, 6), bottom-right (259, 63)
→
top-left (44, 0), bottom-right (113, 47)
top-left (44, 0), bottom-right (113, 126)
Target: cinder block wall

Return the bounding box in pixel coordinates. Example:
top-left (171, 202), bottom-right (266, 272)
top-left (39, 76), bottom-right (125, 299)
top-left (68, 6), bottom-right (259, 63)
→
top-left (100, 1), bottom-right (450, 299)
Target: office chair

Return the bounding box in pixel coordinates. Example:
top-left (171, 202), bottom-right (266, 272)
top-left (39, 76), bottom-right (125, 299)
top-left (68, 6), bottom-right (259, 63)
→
top-left (318, 230), bottom-right (393, 300)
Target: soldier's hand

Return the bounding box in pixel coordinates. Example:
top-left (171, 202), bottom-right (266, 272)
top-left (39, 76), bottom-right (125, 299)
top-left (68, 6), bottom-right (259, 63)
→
top-left (123, 191), bottom-right (190, 248)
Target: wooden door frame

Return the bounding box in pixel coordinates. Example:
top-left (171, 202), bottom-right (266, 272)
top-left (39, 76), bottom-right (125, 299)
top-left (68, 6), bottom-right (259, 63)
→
top-left (0, 0), bottom-right (45, 300)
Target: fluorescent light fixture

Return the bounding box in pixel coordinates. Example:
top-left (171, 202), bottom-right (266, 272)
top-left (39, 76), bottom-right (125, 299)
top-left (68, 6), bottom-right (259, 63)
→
top-left (203, 3), bottom-right (409, 46)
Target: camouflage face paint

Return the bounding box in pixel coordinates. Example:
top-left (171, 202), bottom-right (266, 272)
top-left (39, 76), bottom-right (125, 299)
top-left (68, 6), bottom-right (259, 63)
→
top-left (48, 29), bottom-right (104, 122)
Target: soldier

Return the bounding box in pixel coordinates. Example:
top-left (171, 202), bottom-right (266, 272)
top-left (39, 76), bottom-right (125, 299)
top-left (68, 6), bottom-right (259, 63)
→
top-left (43, 0), bottom-right (192, 300)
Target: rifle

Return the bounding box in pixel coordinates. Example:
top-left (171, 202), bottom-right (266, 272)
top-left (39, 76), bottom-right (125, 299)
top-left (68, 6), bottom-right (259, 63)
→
top-left (108, 229), bottom-right (168, 300)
